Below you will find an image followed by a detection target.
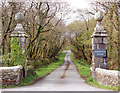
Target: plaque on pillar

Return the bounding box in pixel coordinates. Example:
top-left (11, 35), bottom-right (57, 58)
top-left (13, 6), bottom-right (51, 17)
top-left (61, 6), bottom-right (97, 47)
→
top-left (94, 49), bottom-right (107, 57)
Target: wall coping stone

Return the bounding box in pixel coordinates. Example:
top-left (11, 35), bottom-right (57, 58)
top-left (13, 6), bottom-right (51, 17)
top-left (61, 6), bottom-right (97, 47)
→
top-left (0, 66), bottom-right (23, 70)
top-left (96, 68), bottom-right (119, 76)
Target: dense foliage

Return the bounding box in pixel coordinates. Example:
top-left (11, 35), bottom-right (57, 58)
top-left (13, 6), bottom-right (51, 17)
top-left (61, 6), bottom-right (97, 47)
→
top-left (68, 1), bottom-right (119, 70)
top-left (68, 19), bottom-right (95, 65)
top-left (0, 1), bottom-right (119, 70)
top-left (10, 37), bottom-right (26, 66)
top-left (0, 37), bottom-right (26, 66)
top-left (0, 1), bottom-right (68, 68)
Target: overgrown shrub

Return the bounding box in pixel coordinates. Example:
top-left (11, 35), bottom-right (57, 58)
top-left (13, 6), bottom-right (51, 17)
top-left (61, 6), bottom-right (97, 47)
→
top-left (1, 37), bottom-right (26, 67)
top-left (10, 37), bottom-right (26, 66)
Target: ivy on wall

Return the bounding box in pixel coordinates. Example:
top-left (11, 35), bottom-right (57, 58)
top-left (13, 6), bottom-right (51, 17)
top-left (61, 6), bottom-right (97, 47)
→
top-left (10, 37), bottom-right (26, 66)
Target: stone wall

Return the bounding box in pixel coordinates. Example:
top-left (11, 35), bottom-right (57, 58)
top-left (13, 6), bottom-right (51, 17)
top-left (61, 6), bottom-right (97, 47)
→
top-left (0, 66), bottom-right (23, 86)
top-left (95, 68), bottom-right (120, 86)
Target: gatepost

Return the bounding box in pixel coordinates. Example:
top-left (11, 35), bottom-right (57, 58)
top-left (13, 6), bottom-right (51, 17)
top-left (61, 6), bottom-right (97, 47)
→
top-left (91, 11), bottom-right (108, 81)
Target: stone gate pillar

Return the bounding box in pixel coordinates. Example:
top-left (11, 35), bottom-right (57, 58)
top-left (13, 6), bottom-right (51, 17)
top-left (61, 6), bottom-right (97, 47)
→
top-left (91, 11), bottom-right (108, 80)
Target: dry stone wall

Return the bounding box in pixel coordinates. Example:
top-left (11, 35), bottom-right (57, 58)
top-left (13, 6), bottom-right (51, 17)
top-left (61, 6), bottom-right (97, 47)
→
top-left (0, 66), bottom-right (23, 86)
top-left (95, 68), bottom-right (120, 86)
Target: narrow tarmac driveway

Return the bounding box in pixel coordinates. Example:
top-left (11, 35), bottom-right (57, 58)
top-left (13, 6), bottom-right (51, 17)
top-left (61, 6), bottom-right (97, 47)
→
top-left (2, 50), bottom-right (113, 91)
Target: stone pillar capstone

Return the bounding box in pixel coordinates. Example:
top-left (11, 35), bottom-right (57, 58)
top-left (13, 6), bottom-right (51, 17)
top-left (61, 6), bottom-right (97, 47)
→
top-left (91, 11), bottom-right (108, 80)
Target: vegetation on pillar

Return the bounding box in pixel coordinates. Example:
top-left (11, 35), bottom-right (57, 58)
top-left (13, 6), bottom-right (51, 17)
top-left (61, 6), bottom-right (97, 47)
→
top-left (10, 37), bottom-right (26, 66)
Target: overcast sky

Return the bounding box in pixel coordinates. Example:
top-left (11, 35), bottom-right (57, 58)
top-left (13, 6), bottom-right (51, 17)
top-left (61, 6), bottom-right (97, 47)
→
top-left (0, 0), bottom-right (91, 25)
top-left (65, 0), bottom-right (90, 10)
top-left (64, 0), bottom-right (91, 25)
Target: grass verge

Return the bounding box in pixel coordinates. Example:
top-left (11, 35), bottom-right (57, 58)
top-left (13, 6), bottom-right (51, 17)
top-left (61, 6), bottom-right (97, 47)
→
top-left (71, 52), bottom-right (118, 91)
top-left (2, 52), bottom-right (66, 88)
top-left (71, 52), bottom-right (90, 79)
top-left (87, 78), bottom-right (118, 91)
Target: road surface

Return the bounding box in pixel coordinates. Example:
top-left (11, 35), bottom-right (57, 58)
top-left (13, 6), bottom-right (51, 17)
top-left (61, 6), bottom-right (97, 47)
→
top-left (2, 50), bottom-right (112, 91)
